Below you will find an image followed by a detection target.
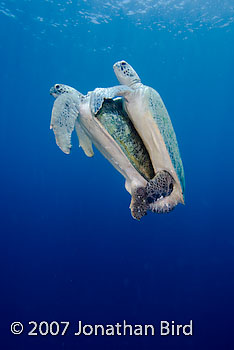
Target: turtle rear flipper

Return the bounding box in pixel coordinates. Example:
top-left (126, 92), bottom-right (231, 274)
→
top-left (146, 170), bottom-right (183, 213)
top-left (130, 187), bottom-right (148, 220)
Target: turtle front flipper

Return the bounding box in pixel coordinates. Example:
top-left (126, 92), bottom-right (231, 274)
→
top-left (90, 86), bottom-right (133, 115)
top-left (75, 120), bottom-right (94, 157)
top-left (50, 93), bottom-right (80, 154)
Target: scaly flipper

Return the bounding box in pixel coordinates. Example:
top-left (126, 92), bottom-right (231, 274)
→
top-left (146, 171), bottom-right (179, 213)
top-left (90, 86), bottom-right (133, 115)
top-left (75, 120), bottom-right (94, 157)
top-left (50, 93), bottom-right (80, 154)
top-left (130, 186), bottom-right (148, 220)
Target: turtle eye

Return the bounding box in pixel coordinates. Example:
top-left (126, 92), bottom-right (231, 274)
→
top-left (55, 84), bottom-right (60, 89)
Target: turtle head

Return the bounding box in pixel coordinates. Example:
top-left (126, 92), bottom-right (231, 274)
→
top-left (113, 61), bottom-right (141, 87)
top-left (50, 84), bottom-right (79, 98)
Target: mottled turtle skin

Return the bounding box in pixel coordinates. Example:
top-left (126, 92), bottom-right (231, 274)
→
top-left (113, 60), bottom-right (185, 213)
top-left (147, 88), bottom-right (185, 194)
top-left (50, 84), bottom-right (154, 220)
top-left (96, 98), bottom-right (154, 181)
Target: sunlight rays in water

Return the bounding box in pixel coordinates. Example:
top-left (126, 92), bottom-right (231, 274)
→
top-left (1, 0), bottom-right (234, 46)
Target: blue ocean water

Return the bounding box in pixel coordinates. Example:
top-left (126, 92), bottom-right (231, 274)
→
top-left (1, 1), bottom-right (234, 349)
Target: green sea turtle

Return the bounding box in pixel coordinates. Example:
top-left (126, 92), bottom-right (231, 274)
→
top-left (113, 60), bottom-right (185, 213)
top-left (50, 83), bottom-right (155, 220)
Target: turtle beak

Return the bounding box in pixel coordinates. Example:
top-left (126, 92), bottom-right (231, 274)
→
top-left (113, 62), bottom-right (120, 70)
top-left (50, 86), bottom-right (55, 94)
top-left (113, 60), bottom-right (126, 69)
top-left (50, 86), bottom-right (57, 97)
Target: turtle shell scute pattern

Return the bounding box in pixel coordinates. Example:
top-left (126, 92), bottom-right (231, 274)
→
top-left (96, 99), bottom-right (154, 181)
top-left (147, 88), bottom-right (185, 194)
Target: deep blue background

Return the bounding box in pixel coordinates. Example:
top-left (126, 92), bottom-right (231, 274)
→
top-left (1, 1), bottom-right (234, 349)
